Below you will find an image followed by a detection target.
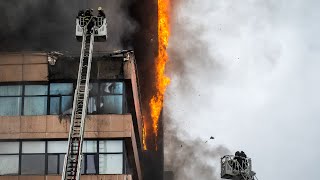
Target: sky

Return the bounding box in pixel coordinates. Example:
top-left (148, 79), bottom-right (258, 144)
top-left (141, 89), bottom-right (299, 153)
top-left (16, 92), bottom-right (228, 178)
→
top-left (165, 0), bottom-right (320, 180)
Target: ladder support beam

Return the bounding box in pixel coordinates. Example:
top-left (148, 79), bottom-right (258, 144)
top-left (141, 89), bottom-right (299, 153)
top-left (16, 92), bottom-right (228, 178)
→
top-left (62, 27), bottom-right (95, 180)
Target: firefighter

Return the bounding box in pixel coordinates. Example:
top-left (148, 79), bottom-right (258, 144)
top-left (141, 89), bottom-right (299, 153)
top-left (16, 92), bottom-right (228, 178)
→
top-left (240, 151), bottom-right (248, 169)
top-left (84, 9), bottom-right (92, 24)
top-left (240, 151), bottom-right (247, 158)
top-left (77, 9), bottom-right (84, 18)
top-left (84, 9), bottom-right (95, 33)
top-left (97, 7), bottom-right (106, 18)
top-left (234, 151), bottom-right (241, 170)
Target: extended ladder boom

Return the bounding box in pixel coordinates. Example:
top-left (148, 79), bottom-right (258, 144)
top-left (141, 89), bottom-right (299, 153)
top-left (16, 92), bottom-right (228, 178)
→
top-left (62, 28), bottom-right (94, 180)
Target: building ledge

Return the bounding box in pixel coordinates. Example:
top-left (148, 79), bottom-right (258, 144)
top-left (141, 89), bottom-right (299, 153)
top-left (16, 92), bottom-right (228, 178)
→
top-left (0, 114), bottom-right (133, 139)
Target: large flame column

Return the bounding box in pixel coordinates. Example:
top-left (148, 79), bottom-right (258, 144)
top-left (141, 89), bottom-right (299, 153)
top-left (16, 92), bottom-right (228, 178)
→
top-left (147, 0), bottom-right (171, 150)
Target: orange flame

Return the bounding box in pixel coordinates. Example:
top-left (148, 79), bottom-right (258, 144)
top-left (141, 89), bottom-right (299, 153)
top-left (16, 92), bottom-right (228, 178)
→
top-left (142, 122), bottom-right (147, 150)
top-left (149, 0), bottom-right (171, 150)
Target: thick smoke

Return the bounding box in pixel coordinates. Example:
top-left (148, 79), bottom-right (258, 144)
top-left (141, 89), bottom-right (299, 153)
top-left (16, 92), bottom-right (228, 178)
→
top-left (165, 0), bottom-right (320, 180)
top-left (0, 0), bottom-right (136, 53)
top-left (164, 115), bottom-right (230, 180)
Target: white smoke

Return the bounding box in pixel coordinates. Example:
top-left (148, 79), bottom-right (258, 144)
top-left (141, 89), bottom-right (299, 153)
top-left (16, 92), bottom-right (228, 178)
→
top-left (165, 0), bottom-right (320, 180)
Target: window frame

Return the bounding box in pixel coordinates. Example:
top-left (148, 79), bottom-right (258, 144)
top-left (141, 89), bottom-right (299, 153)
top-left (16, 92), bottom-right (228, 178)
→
top-left (22, 82), bottom-right (49, 116)
top-left (0, 80), bottom-right (127, 116)
top-left (0, 139), bottom-right (125, 175)
top-left (0, 84), bottom-right (23, 116)
top-left (48, 82), bottom-right (75, 115)
top-left (95, 81), bottom-right (126, 115)
top-left (0, 140), bottom-right (20, 175)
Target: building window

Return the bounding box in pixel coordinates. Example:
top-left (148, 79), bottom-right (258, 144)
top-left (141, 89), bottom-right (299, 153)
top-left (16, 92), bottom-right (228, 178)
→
top-left (88, 83), bottom-right (99, 114)
top-left (83, 140), bottom-right (98, 174)
top-left (99, 140), bottom-right (123, 174)
top-left (0, 140), bottom-right (125, 175)
top-left (24, 85), bottom-right (48, 115)
top-left (0, 81), bottom-right (126, 116)
top-left (49, 83), bottom-right (74, 115)
top-left (0, 85), bottom-right (22, 116)
top-left (0, 142), bottom-right (19, 175)
top-left (47, 141), bottom-right (68, 174)
top-left (88, 82), bottom-right (125, 115)
top-left (99, 82), bottom-right (124, 114)
top-left (21, 141), bottom-right (46, 175)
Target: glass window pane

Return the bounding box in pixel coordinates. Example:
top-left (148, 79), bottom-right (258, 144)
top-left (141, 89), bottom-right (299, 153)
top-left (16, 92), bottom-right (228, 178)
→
top-left (0, 85), bottom-right (22, 96)
top-left (87, 97), bottom-right (97, 114)
top-left (48, 155), bottom-right (58, 174)
top-left (100, 82), bottom-right (123, 94)
top-left (0, 142), bottom-right (19, 154)
top-left (99, 154), bottom-right (123, 174)
top-left (50, 83), bottom-right (73, 95)
top-left (99, 140), bottom-right (123, 153)
top-left (101, 95), bottom-right (123, 114)
top-left (86, 154), bottom-right (98, 174)
top-left (61, 96), bottom-right (73, 113)
top-left (83, 141), bottom-right (97, 153)
top-left (0, 97), bottom-right (21, 115)
top-left (89, 83), bottom-right (98, 96)
top-left (21, 155), bottom-right (45, 175)
top-left (48, 141), bottom-right (68, 153)
top-left (24, 97), bottom-right (47, 115)
top-left (81, 155), bottom-right (84, 174)
top-left (22, 141), bottom-right (45, 153)
top-left (25, 85), bottom-right (48, 95)
top-left (59, 154), bottom-right (66, 174)
top-left (0, 155), bottom-right (19, 175)
top-left (50, 97), bottom-right (60, 115)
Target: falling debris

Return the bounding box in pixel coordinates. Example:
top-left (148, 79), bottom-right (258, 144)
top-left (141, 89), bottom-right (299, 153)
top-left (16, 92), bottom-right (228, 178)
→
top-left (205, 136), bottom-right (215, 143)
top-left (48, 51), bottom-right (63, 65)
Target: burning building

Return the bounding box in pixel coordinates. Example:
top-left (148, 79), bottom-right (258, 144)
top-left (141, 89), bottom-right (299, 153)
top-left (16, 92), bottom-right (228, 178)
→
top-left (0, 51), bottom-right (143, 180)
top-left (0, 0), bottom-right (168, 180)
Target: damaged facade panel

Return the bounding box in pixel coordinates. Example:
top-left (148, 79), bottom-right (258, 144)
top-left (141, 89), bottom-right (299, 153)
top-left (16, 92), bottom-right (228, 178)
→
top-left (49, 56), bottom-right (125, 80)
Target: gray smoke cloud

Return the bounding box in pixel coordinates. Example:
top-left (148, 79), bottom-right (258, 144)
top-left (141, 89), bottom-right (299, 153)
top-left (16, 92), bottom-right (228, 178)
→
top-left (165, 0), bottom-right (320, 180)
top-left (0, 0), bottom-right (136, 52)
top-left (164, 116), bottom-right (230, 180)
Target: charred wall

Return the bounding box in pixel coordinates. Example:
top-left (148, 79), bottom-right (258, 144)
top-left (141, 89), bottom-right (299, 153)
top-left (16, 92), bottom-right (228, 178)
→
top-left (49, 56), bottom-right (124, 80)
top-left (129, 1), bottom-right (164, 180)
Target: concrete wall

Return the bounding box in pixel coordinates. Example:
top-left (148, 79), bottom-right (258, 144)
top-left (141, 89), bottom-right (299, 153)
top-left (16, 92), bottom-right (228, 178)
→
top-left (124, 56), bottom-right (143, 144)
top-left (0, 53), bottom-right (48, 82)
top-left (0, 114), bottom-right (132, 139)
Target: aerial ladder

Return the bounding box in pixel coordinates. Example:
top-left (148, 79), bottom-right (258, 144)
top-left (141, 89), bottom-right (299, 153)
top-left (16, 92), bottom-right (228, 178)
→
top-left (61, 9), bottom-right (107, 180)
top-left (221, 153), bottom-right (258, 180)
